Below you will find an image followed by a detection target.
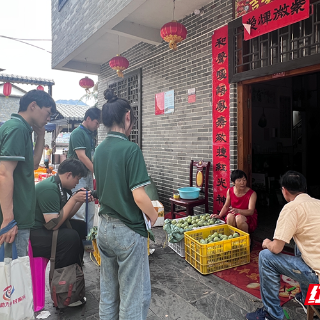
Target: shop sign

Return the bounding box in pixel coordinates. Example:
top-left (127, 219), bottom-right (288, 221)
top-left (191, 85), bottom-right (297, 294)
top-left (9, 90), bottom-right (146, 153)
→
top-left (212, 25), bottom-right (230, 215)
top-left (243, 0), bottom-right (310, 40)
top-left (235, 0), bottom-right (275, 18)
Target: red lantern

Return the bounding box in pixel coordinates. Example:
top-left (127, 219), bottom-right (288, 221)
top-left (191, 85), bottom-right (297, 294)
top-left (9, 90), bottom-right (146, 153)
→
top-left (109, 55), bottom-right (129, 78)
top-left (37, 85), bottom-right (44, 91)
top-left (3, 82), bottom-right (12, 98)
top-left (79, 76), bottom-right (94, 92)
top-left (160, 20), bottom-right (187, 51)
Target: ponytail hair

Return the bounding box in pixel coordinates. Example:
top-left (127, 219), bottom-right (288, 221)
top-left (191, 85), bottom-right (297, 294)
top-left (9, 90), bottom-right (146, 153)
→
top-left (102, 89), bottom-right (135, 129)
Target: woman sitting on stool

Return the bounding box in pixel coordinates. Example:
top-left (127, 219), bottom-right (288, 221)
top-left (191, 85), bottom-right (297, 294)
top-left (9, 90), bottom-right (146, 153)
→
top-left (211, 169), bottom-right (257, 234)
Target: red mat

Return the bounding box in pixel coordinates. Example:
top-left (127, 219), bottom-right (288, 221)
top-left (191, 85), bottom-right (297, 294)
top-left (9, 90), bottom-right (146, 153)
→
top-left (213, 242), bottom-right (301, 306)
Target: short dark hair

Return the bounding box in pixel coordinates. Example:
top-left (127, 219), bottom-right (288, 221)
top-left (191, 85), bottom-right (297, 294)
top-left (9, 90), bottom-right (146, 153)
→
top-left (58, 159), bottom-right (87, 177)
top-left (101, 89), bottom-right (135, 129)
top-left (44, 144), bottom-right (49, 148)
top-left (84, 107), bottom-right (101, 121)
top-left (231, 169), bottom-right (247, 182)
top-left (280, 170), bottom-right (307, 194)
top-left (19, 90), bottom-right (56, 113)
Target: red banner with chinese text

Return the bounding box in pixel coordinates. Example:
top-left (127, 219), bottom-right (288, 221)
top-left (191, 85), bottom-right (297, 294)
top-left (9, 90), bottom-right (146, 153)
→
top-left (212, 26), bottom-right (230, 215)
top-left (235, 0), bottom-right (275, 18)
top-left (243, 0), bottom-right (310, 40)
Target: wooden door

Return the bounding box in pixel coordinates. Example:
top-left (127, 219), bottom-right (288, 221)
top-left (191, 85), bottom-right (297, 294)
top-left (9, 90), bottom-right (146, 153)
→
top-left (237, 82), bottom-right (252, 187)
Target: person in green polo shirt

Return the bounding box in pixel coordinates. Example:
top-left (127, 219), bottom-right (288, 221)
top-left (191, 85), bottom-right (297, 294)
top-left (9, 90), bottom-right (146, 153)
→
top-left (94, 89), bottom-right (158, 320)
top-left (30, 159), bottom-right (89, 268)
top-left (67, 107), bottom-right (101, 239)
top-left (0, 90), bottom-right (56, 257)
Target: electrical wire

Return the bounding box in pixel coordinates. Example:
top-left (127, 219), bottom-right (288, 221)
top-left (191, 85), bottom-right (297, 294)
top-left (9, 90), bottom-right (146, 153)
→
top-left (0, 35), bottom-right (51, 53)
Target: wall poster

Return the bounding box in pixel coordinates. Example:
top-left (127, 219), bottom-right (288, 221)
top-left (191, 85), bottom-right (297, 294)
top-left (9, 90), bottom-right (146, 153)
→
top-left (155, 90), bottom-right (175, 115)
top-left (212, 25), bottom-right (230, 215)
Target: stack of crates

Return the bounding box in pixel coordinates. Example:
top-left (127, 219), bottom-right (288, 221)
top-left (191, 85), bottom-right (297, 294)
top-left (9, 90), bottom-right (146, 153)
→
top-left (184, 224), bottom-right (250, 274)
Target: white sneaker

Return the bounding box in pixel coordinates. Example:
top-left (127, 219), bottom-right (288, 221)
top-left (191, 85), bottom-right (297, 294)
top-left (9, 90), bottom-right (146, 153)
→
top-left (68, 297), bottom-right (86, 307)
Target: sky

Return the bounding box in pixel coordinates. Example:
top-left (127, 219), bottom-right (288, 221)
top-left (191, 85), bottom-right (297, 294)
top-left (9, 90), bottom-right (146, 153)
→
top-left (0, 0), bottom-right (98, 105)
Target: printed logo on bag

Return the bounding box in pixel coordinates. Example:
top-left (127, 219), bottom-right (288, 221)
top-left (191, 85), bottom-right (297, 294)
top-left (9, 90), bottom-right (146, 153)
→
top-left (305, 284), bottom-right (320, 305)
top-left (59, 281), bottom-right (66, 285)
top-left (3, 285), bottom-right (14, 301)
top-left (0, 285), bottom-right (26, 308)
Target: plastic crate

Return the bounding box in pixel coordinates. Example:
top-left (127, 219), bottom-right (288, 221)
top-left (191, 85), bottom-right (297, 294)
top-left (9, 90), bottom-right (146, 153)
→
top-left (184, 224), bottom-right (250, 274)
top-left (92, 239), bottom-right (101, 265)
top-left (168, 240), bottom-right (185, 257)
top-left (166, 216), bottom-right (225, 257)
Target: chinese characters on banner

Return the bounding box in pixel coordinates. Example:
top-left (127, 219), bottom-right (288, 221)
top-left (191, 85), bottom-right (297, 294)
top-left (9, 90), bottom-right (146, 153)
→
top-left (212, 26), bottom-right (230, 215)
top-left (235, 0), bottom-right (275, 18)
top-left (243, 0), bottom-right (309, 40)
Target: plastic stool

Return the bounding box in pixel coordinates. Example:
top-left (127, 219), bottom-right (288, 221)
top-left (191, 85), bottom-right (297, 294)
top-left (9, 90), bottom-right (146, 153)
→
top-left (28, 241), bottom-right (49, 312)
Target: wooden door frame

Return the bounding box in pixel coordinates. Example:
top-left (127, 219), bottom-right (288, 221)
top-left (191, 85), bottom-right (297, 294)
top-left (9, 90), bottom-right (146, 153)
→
top-left (237, 63), bottom-right (320, 186)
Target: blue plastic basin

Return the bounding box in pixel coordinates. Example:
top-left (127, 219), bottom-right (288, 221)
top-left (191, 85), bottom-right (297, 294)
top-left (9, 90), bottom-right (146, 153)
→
top-left (177, 187), bottom-right (200, 199)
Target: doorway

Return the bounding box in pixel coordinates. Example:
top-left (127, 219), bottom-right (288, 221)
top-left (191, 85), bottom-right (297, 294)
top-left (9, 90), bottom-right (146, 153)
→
top-left (237, 65), bottom-right (320, 243)
top-left (251, 73), bottom-right (320, 209)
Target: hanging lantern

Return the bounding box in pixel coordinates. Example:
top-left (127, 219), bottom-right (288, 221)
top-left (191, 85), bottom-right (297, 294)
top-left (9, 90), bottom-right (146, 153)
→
top-left (3, 82), bottom-right (12, 98)
top-left (109, 55), bottom-right (129, 78)
top-left (160, 20), bottom-right (187, 51)
top-left (79, 76), bottom-right (94, 92)
top-left (37, 85), bottom-right (44, 91)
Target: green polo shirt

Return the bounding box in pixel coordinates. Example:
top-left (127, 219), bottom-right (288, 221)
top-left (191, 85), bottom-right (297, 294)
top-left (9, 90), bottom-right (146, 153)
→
top-left (93, 131), bottom-right (150, 238)
top-left (67, 125), bottom-right (94, 161)
top-left (33, 176), bottom-right (60, 229)
top-left (0, 114), bottom-right (36, 229)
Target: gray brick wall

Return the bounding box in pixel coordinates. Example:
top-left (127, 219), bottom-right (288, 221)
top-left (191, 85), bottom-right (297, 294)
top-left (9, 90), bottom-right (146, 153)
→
top-left (51, 0), bottom-right (134, 68)
top-left (98, 0), bottom-right (235, 214)
top-left (0, 96), bottom-right (20, 122)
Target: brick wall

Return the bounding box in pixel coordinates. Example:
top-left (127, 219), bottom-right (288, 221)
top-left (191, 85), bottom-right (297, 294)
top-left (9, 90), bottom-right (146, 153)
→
top-left (98, 0), bottom-right (235, 213)
top-left (51, 0), bottom-right (133, 68)
top-left (0, 96), bottom-right (20, 122)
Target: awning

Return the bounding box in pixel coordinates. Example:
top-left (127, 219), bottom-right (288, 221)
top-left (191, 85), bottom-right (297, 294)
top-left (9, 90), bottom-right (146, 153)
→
top-left (45, 123), bottom-right (56, 131)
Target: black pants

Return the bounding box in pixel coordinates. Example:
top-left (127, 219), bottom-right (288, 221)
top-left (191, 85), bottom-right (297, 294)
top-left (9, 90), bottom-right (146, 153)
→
top-left (30, 220), bottom-right (86, 269)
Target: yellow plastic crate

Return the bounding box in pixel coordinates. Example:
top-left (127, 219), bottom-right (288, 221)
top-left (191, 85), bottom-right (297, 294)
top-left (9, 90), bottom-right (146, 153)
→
top-left (184, 224), bottom-right (250, 274)
top-left (92, 237), bottom-right (150, 265)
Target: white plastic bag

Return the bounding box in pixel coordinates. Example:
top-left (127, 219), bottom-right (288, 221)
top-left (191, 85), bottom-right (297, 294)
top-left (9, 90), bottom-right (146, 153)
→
top-left (0, 242), bottom-right (34, 320)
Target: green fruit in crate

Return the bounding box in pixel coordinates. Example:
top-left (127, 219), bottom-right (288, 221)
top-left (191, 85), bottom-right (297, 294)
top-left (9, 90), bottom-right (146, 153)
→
top-left (218, 233), bottom-right (223, 237)
top-left (233, 233), bottom-right (240, 238)
top-left (213, 232), bottom-right (218, 238)
top-left (171, 220), bottom-right (177, 224)
top-left (214, 237), bottom-right (220, 242)
top-left (228, 235), bottom-right (233, 239)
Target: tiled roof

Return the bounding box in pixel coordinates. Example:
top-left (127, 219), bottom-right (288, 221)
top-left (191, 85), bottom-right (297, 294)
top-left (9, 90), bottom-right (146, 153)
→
top-left (55, 103), bottom-right (90, 121)
top-left (0, 73), bottom-right (55, 86)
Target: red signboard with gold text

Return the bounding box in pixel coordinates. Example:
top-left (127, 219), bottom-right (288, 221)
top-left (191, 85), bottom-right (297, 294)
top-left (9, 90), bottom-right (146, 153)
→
top-left (243, 0), bottom-right (310, 40)
top-left (212, 26), bottom-right (230, 215)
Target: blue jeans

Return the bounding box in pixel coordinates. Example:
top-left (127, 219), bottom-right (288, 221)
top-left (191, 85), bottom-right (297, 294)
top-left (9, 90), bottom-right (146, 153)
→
top-left (259, 247), bottom-right (319, 319)
top-left (97, 215), bottom-right (151, 320)
top-left (3, 229), bottom-right (30, 257)
top-left (71, 173), bottom-right (95, 235)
